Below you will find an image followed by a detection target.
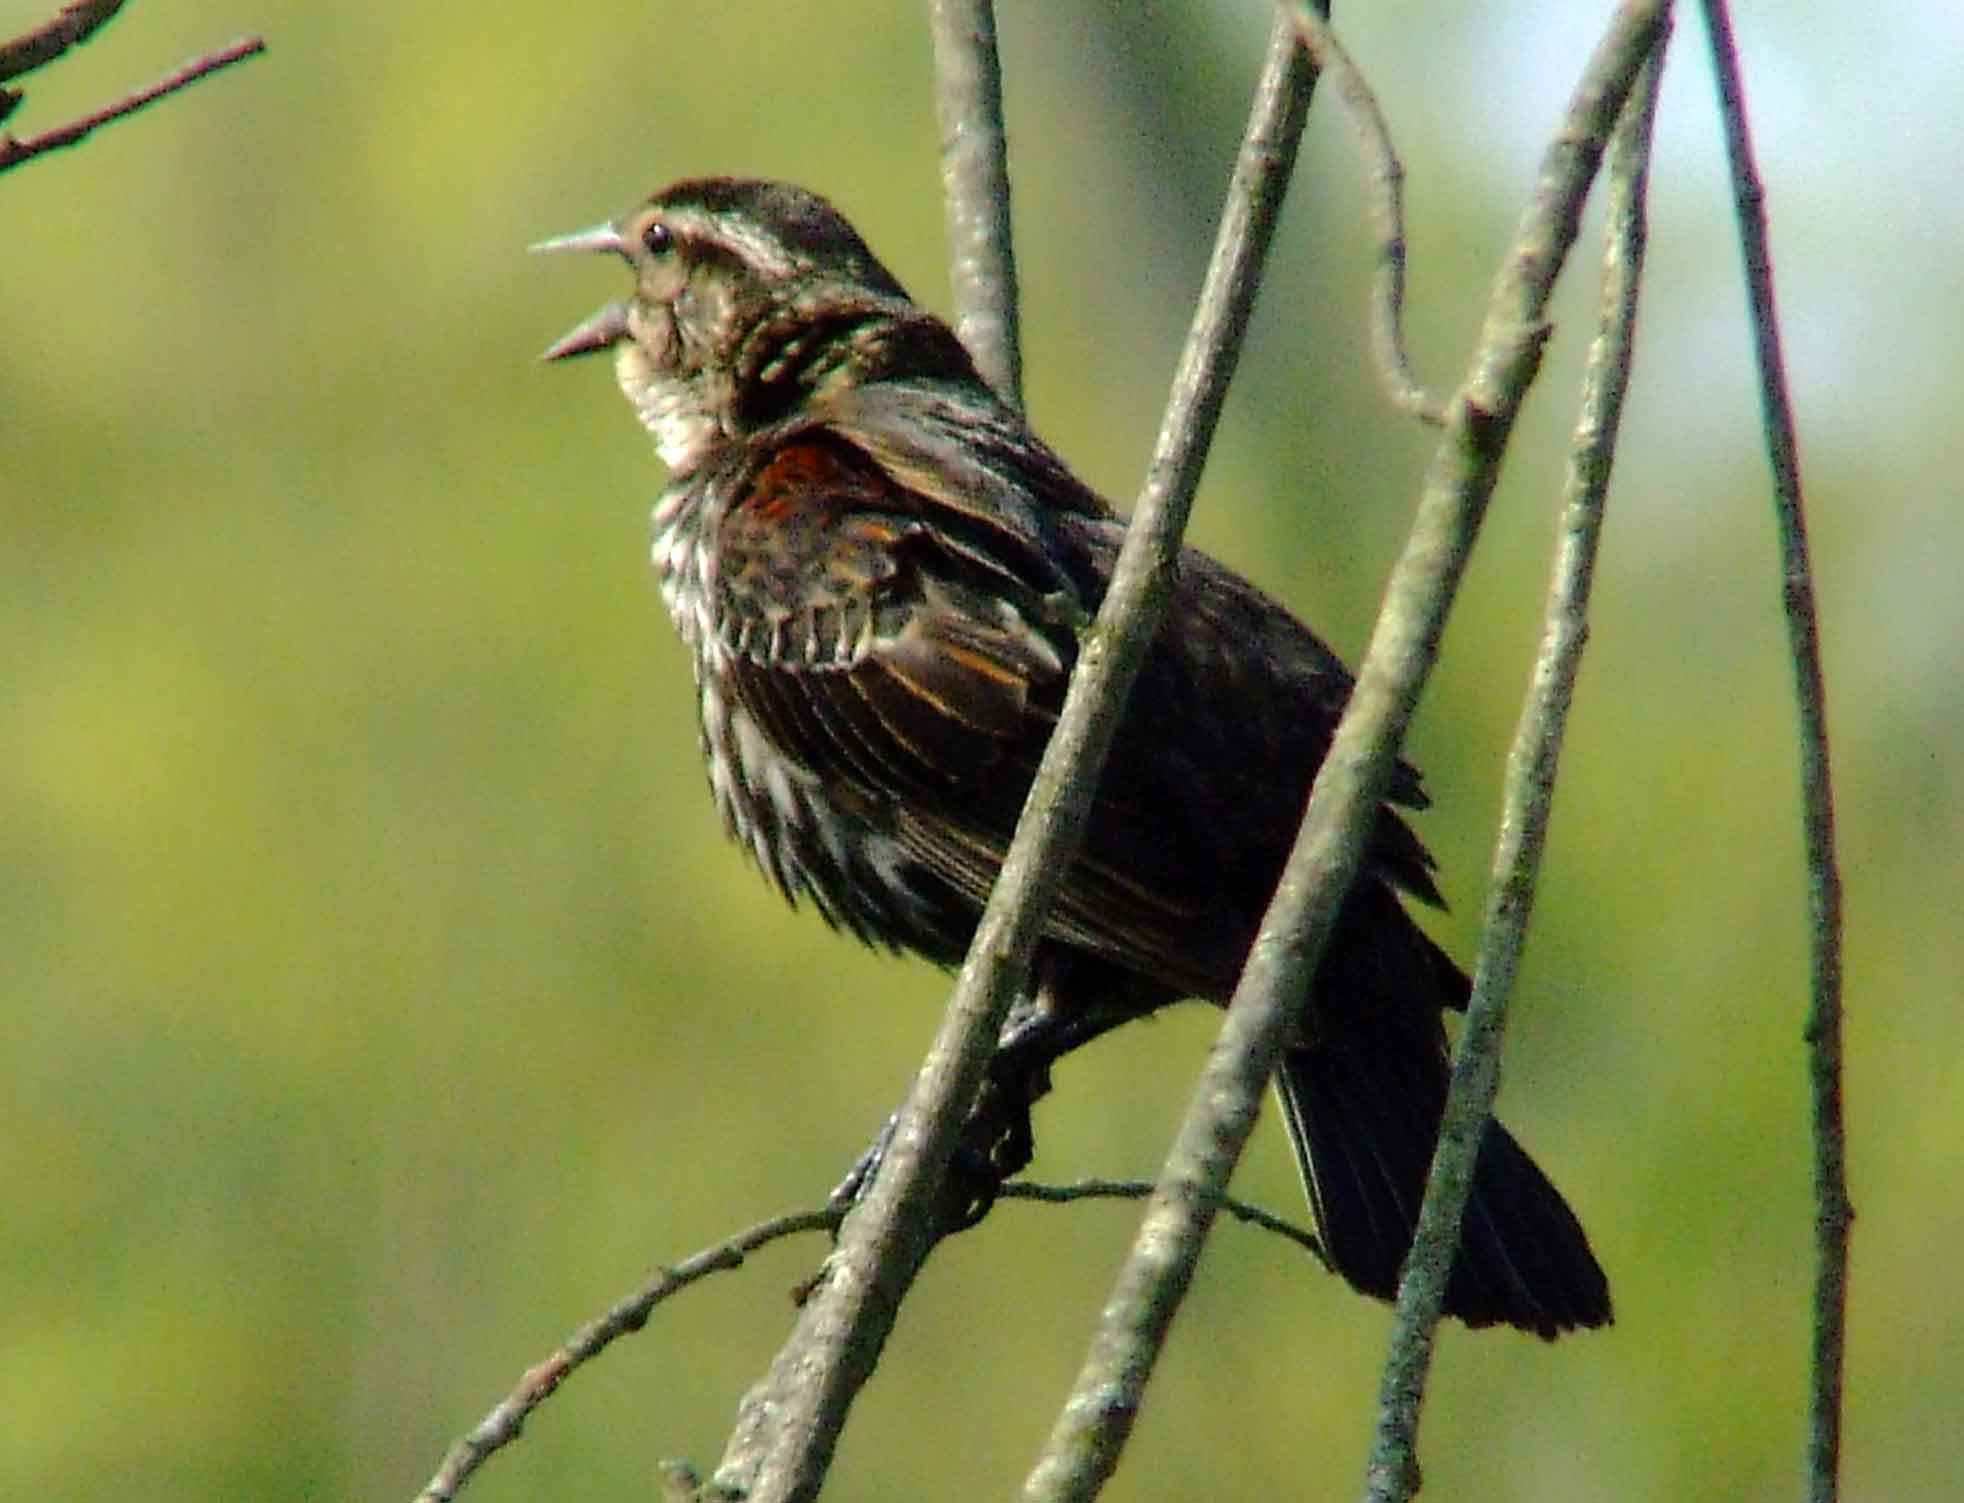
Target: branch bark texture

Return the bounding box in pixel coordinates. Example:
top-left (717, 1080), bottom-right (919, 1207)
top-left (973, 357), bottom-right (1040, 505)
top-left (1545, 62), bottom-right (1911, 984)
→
top-left (0, 0), bottom-right (127, 85)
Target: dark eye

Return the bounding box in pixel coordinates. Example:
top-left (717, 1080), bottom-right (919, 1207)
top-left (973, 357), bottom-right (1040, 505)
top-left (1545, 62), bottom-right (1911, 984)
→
top-left (642, 220), bottom-right (674, 256)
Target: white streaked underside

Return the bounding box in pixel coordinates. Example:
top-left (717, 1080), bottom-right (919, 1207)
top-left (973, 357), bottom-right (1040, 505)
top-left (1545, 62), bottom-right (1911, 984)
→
top-left (616, 341), bottom-right (720, 474)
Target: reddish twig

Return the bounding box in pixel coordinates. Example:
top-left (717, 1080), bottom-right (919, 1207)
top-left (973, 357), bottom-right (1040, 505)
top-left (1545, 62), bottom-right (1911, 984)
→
top-left (0, 0), bottom-right (128, 86)
top-left (0, 33), bottom-right (265, 175)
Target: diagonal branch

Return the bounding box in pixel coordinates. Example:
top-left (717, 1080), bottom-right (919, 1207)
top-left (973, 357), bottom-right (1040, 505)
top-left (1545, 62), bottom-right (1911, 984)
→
top-left (414, 1207), bottom-right (843, 1503)
top-left (0, 32), bottom-right (265, 175)
top-left (1015, 10), bottom-right (1325, 1493)
top-left (1698, 5), bottom-right (1849, 1501)
top-left (1023, 6), bottom-right (1672, 1501)
top-left (928, 0), bottom-right (1023, 408)
top-left (707, 14), bottom-right (1320, 1503)
top-left (1362, 23), bottom-right (1668, 1503)
top-left (0, 0), bottom-right (126, 86)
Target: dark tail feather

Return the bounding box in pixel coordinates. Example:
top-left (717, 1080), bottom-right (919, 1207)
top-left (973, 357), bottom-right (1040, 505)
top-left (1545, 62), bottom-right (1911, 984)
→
top-left (1275, 1033), bottom-right (1612, 1340)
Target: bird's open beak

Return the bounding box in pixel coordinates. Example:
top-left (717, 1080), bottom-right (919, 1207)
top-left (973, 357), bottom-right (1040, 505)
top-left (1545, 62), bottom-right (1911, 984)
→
top-left (538, 300), bottom-right (631, 361)
top-left (533, 221), bottom-right (632, 361)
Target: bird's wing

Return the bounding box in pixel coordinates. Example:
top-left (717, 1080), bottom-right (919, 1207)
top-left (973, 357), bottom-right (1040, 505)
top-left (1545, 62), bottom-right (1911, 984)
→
top-left (706, 427), bottom-right (1220, 982)
top-left (707, 411), bottom-right (1445, 999)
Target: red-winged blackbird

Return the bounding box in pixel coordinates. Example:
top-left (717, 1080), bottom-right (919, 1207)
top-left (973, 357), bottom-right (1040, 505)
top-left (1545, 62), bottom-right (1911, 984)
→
top-left (537, 177), bottom-right (1610, 1338)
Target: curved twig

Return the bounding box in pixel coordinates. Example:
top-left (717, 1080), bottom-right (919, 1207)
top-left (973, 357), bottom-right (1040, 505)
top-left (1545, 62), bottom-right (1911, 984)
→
top-left (1286, 5), bottom-right (1447, 426)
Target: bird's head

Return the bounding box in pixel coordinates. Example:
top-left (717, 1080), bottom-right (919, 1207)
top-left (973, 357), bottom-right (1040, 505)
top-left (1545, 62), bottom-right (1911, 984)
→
top-left (537, 178), bottom-right (977, 474)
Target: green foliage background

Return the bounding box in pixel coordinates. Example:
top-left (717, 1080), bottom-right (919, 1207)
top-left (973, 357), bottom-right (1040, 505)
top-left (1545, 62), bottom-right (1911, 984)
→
top-left (5, 2), bottom-right (1957, 1498)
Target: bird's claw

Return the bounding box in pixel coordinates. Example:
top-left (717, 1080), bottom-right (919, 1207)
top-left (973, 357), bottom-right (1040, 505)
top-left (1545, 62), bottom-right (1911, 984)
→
top-left (828, 1111), bottom-right (900, 1217)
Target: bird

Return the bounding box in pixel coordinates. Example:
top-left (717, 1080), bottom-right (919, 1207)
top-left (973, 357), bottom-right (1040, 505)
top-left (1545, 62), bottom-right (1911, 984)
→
top-left (535, 176), bottom-right (1610, 1338)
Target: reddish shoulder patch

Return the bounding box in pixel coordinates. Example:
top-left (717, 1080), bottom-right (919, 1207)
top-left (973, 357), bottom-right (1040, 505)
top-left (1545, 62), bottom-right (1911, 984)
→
top-left (744, 440), bottom-right (887, 524)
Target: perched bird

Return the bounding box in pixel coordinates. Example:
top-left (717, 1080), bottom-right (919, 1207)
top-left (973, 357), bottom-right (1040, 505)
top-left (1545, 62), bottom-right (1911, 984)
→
top-left (537, 177), bottom-right (1610, 1338)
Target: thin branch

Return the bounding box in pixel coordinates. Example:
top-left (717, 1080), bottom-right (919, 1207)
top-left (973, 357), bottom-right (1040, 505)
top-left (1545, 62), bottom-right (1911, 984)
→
top-left (1288, 7), bottom-right (1447, 426)
top-left (1000, 1178), bottom-right (1328, 1264)
top-left (1023, 7), bottom-right (1671, 1501)
top-left (1015, 15), bottom-right (1323, 1495)
top-left (1698, 5), bottom-right (1850, 1500)
top-left (412, 1175), bottom-right (1322, 1502)
top-left (928, 0), bottom-right (1023, 407)
top-left (0, 0), bottom-right (126, 86)
top-left (414, 1206), bottom-right (845, 1503)
top-left (1362, 29), bottom-right (1667, 1503)
top-left (707, 16), bottom-right (1319, 1503)
top-left (0, 33), bottom-right (265, 175)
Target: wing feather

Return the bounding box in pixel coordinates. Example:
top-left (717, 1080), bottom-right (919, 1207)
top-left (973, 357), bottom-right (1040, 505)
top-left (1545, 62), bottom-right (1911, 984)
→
top-left (706, 416), bottom-right (1445, 1002)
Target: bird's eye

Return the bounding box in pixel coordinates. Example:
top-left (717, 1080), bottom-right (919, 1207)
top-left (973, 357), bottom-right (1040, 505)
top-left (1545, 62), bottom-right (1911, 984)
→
top-left (642, 221), bottom-right (674, 256)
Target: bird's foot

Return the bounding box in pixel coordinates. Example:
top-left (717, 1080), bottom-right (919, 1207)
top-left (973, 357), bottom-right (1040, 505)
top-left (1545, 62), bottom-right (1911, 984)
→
top-left (827, 1073), bottom-right (1039, 1235)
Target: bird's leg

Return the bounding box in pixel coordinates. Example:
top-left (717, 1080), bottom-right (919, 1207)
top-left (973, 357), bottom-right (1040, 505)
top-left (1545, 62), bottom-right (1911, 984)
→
top-left (829, 973), bottom-right (1154, 1230)
top-left (989, 980), bottom-right (1146, 1104)
top-left (822, 1017), bottom-right (1043, 1229)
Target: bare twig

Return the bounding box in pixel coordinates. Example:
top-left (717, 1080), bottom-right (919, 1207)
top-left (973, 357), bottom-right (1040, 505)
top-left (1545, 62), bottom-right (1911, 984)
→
top-left (414, 1206), bottom-right (845, 1503)
top-left (0, 0), bottom-right (126, 86)
top-left (413, 1176), bottom-right (1323, 1502)
top-left (704, 15), bottom-right (1319, 1503)
top-left (1287, 6), bottom-right (1447, 426)
top-left (1001, 1177), bottom-right (1328, 1264)
top-left (929, 0), bottom-right (1023, 407)
top-left (1362, 25), bottom-right (1667, 1503)
top-left (1697, 5), bottom-right (1850, 1500)
top-left (1015, 15), bottom-right (1322, 1496)
top-left (0, 33), bottom-right (266, 175)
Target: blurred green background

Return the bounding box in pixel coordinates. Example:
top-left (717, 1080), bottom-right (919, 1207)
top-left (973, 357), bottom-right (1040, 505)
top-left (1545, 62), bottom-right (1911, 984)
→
top-left (5, 1), bottom-right (1956, 1498)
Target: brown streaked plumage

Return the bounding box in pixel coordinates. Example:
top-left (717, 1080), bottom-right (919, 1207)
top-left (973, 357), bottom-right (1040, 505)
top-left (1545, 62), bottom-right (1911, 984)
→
top-left (537, 177), bottom-right (1610, 1337)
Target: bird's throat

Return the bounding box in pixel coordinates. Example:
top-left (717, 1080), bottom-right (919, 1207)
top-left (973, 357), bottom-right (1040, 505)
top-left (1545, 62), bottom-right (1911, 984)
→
top-left (617, 342), bottom-right (723, 475)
